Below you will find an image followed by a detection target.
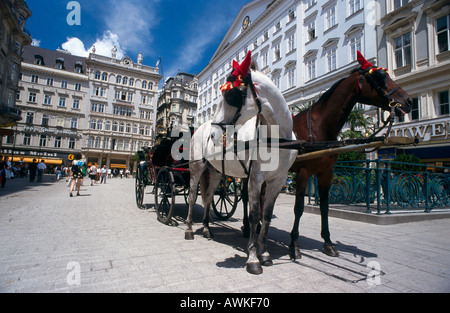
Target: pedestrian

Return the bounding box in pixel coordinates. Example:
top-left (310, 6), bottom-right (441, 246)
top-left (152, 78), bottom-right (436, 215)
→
top-left (55, 165), bottom-right (62, 182)
top-left (89, 164), bottom-right (98, 186)
top-left (29, 159), bottom-right (38, 182)
top-left (0, 155), bottom-right (7, 188)
top-left (4, 156), bottom-right (11, 179)
top-left (69, 153), bottom-right (86, 197)
top-left (37, 160), bottom-right (47, 182)
top-left (100, 165), bottom-right (107, 184)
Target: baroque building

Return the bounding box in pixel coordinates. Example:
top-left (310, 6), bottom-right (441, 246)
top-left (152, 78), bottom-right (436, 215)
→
top-left (197, 0), bottom-right (377, 125)
top-left (0, 0), bottom-right (31, 134)
top-left (376, 0), bottom-right (450, 167)
top-left (84, 51), bottom-right (161, 170)
top-left (156, 72), bottom-right (198, 137)
top-left (2, 46), bottom-right (88, 165)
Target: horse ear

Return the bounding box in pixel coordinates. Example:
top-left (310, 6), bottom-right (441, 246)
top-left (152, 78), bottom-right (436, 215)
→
top-left (232, 50), bottom-right (252, 78)
top-left (357, 50), bottom-right (373, 70)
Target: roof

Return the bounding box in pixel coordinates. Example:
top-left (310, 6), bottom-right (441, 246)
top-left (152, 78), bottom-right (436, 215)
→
top-left (22, 46), bottom-right (87, 74)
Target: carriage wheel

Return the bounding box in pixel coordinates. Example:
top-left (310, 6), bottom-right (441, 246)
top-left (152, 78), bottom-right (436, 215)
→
top-left (135, 165), bottom-right (145, 208)
top-left (212, 176), bottom-right (238, 220)
top-left (155, 167), bottom-right (175, 225)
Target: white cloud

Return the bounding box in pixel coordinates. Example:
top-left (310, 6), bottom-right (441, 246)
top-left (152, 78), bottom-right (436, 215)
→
top-left (104, 0), bottom-right (160, 54)
top-left (61, 31), bottom-right (126, 59)
top-left (31, 38), bottom-right (41, 47)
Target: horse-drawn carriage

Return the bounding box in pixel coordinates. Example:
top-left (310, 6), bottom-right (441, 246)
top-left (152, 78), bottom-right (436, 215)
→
top-left (135, 129), bottom-right (240, 224)
top-left (135, 50), bottom-right (417, 275)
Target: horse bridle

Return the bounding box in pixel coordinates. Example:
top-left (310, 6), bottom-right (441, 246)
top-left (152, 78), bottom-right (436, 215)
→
top-left (356, 66), bottom-right (406, 139)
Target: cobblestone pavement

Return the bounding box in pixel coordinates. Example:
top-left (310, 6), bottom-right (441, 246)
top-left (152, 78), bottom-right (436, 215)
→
top-left (0, 175), bottom-right (449, 293)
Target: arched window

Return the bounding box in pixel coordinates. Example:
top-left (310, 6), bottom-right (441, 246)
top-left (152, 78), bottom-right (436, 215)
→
top-left (119, 122), bottom-right (125, 132)
top-left (122, 76), bottom-right (128, 85)
top-left (102, 72), bottom-right (108, 81)
top-left (132, 124), bottom-right (138, 134)
top-left (126, 123), bottom-right (132, 133)
top-left (97, 119), bottom-right (103, 130)
top-left (95, 137), bottom-right (101, 148)
top-left (142, 80), bottom-right (147, 89)
top-left (88, 136), bottom-right (95, 148)
top-left (105, 120), bottom-right (111, 131)
top-left (116, 75), bottom-right (122, 84)
top-left (94, 71), bottom-right (101, 80)
top-left (145, 126), bottom-right (150, 136)
top-left (112, 121), bottom-right (118, 132)
top-left (90, 119), bottom-right (97, 130)
top-left (129, 78), bottom-right (134, 86)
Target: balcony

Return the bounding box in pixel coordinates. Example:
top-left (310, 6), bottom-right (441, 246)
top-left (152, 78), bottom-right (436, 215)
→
top-left (0, 104), bottom-right (22, 126)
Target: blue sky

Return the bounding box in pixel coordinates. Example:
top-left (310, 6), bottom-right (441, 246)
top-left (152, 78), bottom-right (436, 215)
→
top-left (26, 0), bottom-right (252, 78)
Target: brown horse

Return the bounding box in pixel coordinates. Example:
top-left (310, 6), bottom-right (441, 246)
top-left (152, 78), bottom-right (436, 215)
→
top-left (288, 51), bottom-right (413, 259)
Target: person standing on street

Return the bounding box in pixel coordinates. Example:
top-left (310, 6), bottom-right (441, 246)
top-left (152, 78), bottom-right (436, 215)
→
top-left (100, 165), bottom-right (107, 184)
top-left (37, 160), bottom-right (47, 182)
top-left (29, 159), bottom-right (38, 182)
top-left (69, 153), bottom-right (86, 197)
top-left (89, 164), bottom-right (98, 186)
top-left (0, 155), bottom-right (7, 188)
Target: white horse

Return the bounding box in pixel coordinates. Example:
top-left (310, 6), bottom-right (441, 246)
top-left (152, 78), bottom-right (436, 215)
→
top-left (186, 51), bottom-right (297, 275)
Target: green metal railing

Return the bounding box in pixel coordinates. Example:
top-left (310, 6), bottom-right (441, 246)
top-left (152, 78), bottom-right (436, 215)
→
top-left (307, 160), bottom-right (450, 214)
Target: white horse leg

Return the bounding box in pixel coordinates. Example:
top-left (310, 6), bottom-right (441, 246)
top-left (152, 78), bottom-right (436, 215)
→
top-left (201, 170), bottom-right (222, 239)
top-left (246, 177), bottom-right (264, 275)
top-left (186, 162), bottom-right (206, 240)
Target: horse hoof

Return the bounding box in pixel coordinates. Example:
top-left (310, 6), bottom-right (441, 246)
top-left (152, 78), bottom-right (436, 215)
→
top-left (185, 231), bottom-right (195, 240)
top-left (259, 255), bottom-right (273, 267)
top-left (202, 228), bottom-right (213, 239)
top-left (323, 243), bottom-right (339, 257)
top-left (246, 262), bottom-right (263, 275)
top-left (289, 246), bottom-right (302, 260)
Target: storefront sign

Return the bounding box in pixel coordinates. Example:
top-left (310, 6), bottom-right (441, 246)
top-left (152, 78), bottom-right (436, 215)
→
top-left (389, 120), bottom-right (449, 142)
top-left (24, 125), bottom-right (79, 137)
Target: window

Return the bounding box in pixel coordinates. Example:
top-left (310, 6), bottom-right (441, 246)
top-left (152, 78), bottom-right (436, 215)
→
top-left (69, 138), bottom-right (76, 149)
top-left (75, 65), bottom-right (82, 74)
top-left (35, 57), bottom-right (43, 65)
top-left (439, 91), bottom-right (449, 115)
top-left (273, 43), bottom-right (281, 62)
top-left (31, 75), bottom-right (38, 83)
top-left (123, 77), bottom-right (128, 85)
top-left (44, 94), bottom-right (52, 105)
top-left (394, 0), bottom-right (409, 10)
top-left (56, 63), bottom-right (63, 70)
top-left (112, 121), bottom-right (118, 132)
top-left (28, 92), bottom-right (37, 103)
top-left (26, 112), bottom-right (34, 124)
top-left (288, 8), bottom-right (296, 22)
top-left (90, 119), bottom-right (97, 130)
top-left (261, 50), bottom-right (268, 68)
top-left (142, 80), bottom-right (147, 89)
top-left (287, 67), bottom-right (295, 89)
top-left (349, 0), bottom-right (361, 15)
top-left (70, 118), bottom-right (78, 129)
top-left (307, 22), bottom-right (316, 42)
top-left (116, 75), bottom-right (122, 84)
top-left (411, 98), bottom-right (419, 121)
top-left (61, 80), bottom-right (68, 89)
top-left (119, 122), bottom-right (125, 133)
top-left (73, 99), bottom-right (80, 109)
top-left (58, 97), bottom-right (66, 107)
top-left (97, 120), bottom-right (103, 130)
top-left (75, 83), bottom-right (81, 91)
top-left (54, 137), bottom-right (62, 148)
top-left (101, 72), bottom-right (108, 81)
top-left (56, 117), bottom-right (64, 128)
top-left (46, 78), bottom-right (53, 86)
top-left (325, 7), bottom-right (336, 30)
top-left (437, 14), bottom-right (450, 54)
top-left (42, 114), bottom-right (49, 126)
top-left (394, 33), bottom-right (411, 68)
top-left (126, 123), bottom-right (131, 133)
top-left (129, 78), bottom-right (134, 86)
top-left (23, 133), bottom-right (31, 146)
top-left (326, 47), bottom-right (337, 72)
top-left (95, 71), bottom-right (101, 80)
top-left (287, 33), bottom-right (295, 53)
top-left (350, 34), bottom-right (362, 62)
top-left (306, 58), bottom-right (316, 81)
top-left (39, 135), bottom-right (47, 147)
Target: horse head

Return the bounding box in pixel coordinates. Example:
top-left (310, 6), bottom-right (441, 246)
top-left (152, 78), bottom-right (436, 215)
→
top-left (356, 51), bottom-right (412, 117)
top-left (214, 50), bottom-right (260, 126)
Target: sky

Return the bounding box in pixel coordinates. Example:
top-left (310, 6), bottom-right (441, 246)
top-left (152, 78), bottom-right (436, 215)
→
top-left (26, 0), bottom-right (253, 79)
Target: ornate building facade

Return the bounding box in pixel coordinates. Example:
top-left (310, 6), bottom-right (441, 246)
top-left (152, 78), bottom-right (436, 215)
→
top-left (376, 0), bottom-right (450, 167)
top-left (84, 52), bottom-right (161, 170)
top-left (156, 72), bottom-right (198, 137)
top-left (3, 46), bottom-right (88, 165)
top-left (0, 0), bottom-right (31, 130)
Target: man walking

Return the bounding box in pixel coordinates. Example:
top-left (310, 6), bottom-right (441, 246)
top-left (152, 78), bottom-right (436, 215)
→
top-left (37, 160), bottom-right (47, 182)
top-left (100, 165), bottom-right (107, 184)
